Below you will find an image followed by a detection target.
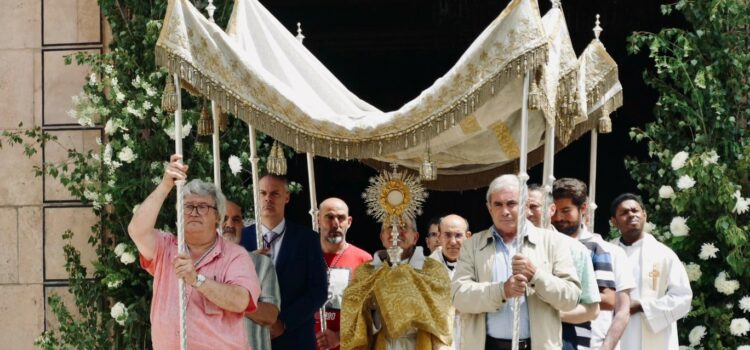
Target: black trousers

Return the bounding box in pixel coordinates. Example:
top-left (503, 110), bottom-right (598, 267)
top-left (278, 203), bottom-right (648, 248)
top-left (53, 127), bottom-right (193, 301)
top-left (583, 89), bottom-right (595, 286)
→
top-left (485, 336), bottom-right (531, 350)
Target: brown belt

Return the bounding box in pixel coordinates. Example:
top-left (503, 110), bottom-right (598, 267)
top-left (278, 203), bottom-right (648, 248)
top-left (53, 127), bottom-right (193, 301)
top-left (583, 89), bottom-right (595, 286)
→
top-left (485, 336), bottom-right (531, 350)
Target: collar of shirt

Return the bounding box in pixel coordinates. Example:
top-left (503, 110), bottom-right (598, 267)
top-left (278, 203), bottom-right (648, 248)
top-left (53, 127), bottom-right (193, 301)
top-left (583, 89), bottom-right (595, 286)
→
top-left (261, 219), bottom-right (286, 237)
top-left (371, 246), bottom-right (426, 270)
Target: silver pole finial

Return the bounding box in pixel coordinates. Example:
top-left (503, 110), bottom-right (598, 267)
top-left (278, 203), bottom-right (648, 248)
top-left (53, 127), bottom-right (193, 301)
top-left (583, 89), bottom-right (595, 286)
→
top-left (593, 14), bottom-right (602, 40)
top-left (206, 0), bottom-right (216, 23)
top-left (296, 22), bottom-right (305, 43)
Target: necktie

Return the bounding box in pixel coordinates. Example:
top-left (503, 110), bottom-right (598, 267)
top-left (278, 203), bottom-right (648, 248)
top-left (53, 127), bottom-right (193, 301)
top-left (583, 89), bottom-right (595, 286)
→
top-left (264, 231), bottom-right (281, 249)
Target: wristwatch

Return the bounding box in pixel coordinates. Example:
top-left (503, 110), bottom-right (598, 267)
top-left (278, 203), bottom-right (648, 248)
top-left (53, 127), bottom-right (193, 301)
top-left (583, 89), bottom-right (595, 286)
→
top-left (193, 274), bottom-right (206, 288)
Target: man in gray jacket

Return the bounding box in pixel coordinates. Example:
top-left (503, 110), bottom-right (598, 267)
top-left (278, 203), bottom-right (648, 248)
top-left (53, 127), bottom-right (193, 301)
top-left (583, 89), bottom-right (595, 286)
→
top-left (451, 174), bottom-right (581, 350)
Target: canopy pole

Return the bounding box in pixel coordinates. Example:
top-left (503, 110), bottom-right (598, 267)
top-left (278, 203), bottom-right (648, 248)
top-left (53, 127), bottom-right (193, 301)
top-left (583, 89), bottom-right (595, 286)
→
top-left (306, 154), bottom-right (319, 231)
top-left (248, 125), bottom-right (263, 249)
top-left (512, 71), bottom-right (531, 350)
top-left (588, 125), bottom-right (599, 230)
top-left (541, 120), bottom-right (556, 229)
top-left (295, 22), bottom-right (325, 344)
top-left (211, 101), bottom-right (221, 190)
top-left (172, 73), bottom-right (188, 350)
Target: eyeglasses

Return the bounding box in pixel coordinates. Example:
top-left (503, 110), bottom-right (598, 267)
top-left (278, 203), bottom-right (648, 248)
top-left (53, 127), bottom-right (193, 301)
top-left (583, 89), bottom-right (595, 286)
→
top-left (184, 203), bottom-right (217, 216)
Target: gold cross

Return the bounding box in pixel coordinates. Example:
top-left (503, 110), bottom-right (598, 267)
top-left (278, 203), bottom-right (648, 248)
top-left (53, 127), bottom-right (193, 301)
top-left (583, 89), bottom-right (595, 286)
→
top-left (648, 263), bottom-right (660, 290)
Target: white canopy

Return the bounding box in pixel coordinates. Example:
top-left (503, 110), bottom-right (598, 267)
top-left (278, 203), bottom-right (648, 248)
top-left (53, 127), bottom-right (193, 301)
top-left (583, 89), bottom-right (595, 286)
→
top-left (155, 0), bottom-right (622, 189)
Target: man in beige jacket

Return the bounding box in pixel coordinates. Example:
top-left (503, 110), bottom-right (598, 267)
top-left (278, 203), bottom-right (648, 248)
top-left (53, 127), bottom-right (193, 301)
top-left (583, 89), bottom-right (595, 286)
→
top-left (452, 175), bottom-right (581, 350)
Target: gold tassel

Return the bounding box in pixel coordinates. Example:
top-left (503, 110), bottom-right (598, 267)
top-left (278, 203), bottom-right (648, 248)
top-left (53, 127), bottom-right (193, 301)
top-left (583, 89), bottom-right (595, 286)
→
top-left (598, 103), bottom-right (612, 134)
top-left (419, 144), bottom-right (438, 181)
top-left (266, 141), bottom-right (288, 175)
top-left (218, 106), bottom-right (228, 132)
top-left (161, 78), bottom-right (177, 114)
top-left (197, 101), bottom-right (213, 136)
top-left (275, 141), bottom-right (287, 175)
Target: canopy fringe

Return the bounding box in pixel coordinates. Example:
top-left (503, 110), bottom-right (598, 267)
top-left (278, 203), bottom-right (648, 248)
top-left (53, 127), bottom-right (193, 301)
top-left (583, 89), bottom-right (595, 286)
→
top-left (155, 43), bottom-right (549, 159)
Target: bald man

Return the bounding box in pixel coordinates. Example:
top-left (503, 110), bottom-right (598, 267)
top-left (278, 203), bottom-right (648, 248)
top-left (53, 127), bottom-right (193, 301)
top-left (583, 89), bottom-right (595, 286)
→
top-left (429, 214), bottom-right (471, 350)
top-left (314, 198), bottom-right (372, 350)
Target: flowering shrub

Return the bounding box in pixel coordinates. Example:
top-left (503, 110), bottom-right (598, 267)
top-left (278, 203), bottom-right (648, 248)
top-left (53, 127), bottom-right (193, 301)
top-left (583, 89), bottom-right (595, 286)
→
top-left (626, 0), bottom-right (750, 348)
top-left (3, 1), bottom-right (299, 348)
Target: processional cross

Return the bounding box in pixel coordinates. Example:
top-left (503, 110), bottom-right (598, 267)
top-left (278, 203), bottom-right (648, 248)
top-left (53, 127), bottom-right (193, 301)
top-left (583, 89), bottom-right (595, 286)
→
top-left (648, 263), bottom-right (660, 290)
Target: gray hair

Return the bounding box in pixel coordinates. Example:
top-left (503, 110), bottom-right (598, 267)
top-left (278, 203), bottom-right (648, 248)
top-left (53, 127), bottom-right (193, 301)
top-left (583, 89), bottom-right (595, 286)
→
top-left (486, 174), bottom-right (519, 202)
top-left (181, 179), bottom-right (227, 221)
top-left (381, 217), bottom-right (418, 233)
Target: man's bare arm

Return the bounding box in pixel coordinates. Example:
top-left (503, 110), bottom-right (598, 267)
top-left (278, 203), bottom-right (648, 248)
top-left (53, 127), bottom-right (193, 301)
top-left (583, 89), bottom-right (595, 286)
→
top-left (246, 302), bottom-right (279, 326)
top-left (128, 154), bottom-right (186, 260)
top-left (560, 303), bottom-right (600, 324)
top-left (600, 291), bottom-right (631, 350)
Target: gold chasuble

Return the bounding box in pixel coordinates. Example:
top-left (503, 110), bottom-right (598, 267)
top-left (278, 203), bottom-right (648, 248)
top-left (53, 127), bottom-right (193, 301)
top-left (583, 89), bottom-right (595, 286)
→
top-left (340, 253), bottom-right (453, 350)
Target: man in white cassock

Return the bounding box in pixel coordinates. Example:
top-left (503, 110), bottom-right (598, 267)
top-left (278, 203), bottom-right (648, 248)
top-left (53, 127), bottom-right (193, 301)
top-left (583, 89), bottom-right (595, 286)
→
top-left (609, 193), bottom-right (692, 350)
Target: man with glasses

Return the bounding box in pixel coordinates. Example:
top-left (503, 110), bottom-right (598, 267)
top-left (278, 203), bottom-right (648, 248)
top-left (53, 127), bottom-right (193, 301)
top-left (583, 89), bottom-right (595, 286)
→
top-left (239, 174), bottom-right (328, 350)
top-left (429, 214), bottom-right (471, 350)
top-left (128, 154), bottom-right (261, 349)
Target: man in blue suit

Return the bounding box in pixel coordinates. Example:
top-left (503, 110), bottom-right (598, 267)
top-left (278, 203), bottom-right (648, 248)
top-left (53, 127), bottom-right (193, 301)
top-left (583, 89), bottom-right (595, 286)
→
top-left (240, 174), bottom-right (328, 350)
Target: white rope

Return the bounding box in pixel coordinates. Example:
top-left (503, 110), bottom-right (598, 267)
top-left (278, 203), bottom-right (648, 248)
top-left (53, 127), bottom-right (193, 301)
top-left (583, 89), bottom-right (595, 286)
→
top-left (172, 73), bottom-right (188, 350)
top-left (541, 120), bottom-right (556, 229)
top-left (248, 125), bottom-right (263, 249)
top-left (211, 101), bottom-right (221, 190)
top-left (512, 72), bottom-right (531, 350)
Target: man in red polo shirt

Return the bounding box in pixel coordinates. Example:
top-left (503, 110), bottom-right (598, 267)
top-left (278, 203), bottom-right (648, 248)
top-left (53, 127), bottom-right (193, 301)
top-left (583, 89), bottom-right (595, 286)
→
top-left (314, 197), bottom-right (372, 350)
top-left (128, 154), bottom-right (261, 350)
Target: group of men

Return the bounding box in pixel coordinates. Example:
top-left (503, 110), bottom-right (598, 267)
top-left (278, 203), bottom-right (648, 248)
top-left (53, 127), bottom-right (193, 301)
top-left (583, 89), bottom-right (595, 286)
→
top-left (127, 155), bottom-right (692, 350)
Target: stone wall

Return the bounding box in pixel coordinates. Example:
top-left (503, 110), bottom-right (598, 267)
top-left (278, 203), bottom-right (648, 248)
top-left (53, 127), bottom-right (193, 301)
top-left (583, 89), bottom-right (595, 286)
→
top-left (0, 0), bottom-right (104, 348)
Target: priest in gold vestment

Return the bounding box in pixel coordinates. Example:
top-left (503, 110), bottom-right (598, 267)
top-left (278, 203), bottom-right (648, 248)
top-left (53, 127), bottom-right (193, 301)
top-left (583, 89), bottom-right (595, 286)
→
top-left (340, 220), bottom-right (453, 350)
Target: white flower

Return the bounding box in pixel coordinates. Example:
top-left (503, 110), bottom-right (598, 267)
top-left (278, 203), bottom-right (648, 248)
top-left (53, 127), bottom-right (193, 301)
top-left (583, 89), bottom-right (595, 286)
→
top-left (88, 73), bottom-right (97, 86)
top-left (228, 155), bottom-right (243, 175)
top-left (659, 185), bottom-right (675, 199)
top-left (83, 189), bottom-right (97, 201)
top-left (114, 243), bottom-right (127, 257)
top-left (738, 346), bottom-right (750, 350)
top-left (146, 86), bottom-right (157, 97)
top-left (120, 251), bottom-right (136, 265)
top-left (644, 222), bottom-right (657, 233)
top-left (730, 318), bottom-right (750, 336)
top-left (677, 175), bottom-right (696, 190)
top-left (669, 216), bottom-right (690, 236)
top-left (132, 75), bottom-right (142, 88)
top-left (110, 302), bottom-right (128, 326)
top-left (740, 296), bottom-right (750, 313)
top-left (685, 262), bottom-right (702, 282)
top-left (688, 325), bottom-right (706, 346)
top-left (733, 190), bottom-right (750, 215)
top-left (117, 146), bottom-right (136, 163)
top-left (671, 151), bottom-right (689, 170)
top-left (143, 101), bottom-right (152, 110)
top-left (104, 119), bottom-right (117, 135)
top-left (699, 242), bottom-right (719, 260)
top-left (115, 91), bottom-right (125, 103)
top-left (165, 122), bottom-right (192, 140)
top-left (715, 271), bottom-right (740, 295)
top-left (107, 279), bottom-right (122, 289)
top-left (702, 150), bottom-right (720, 165)
top-left (122, 133), bottom-right (130, 141)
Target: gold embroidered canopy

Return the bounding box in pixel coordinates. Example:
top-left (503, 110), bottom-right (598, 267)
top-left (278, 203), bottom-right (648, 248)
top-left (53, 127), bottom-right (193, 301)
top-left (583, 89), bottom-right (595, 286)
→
top-left (155, 0), bottom-right (622, 190)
